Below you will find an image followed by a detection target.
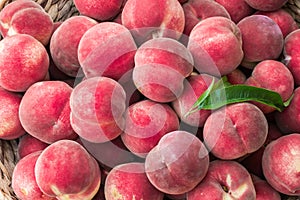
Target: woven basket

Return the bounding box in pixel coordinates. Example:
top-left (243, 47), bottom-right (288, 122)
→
top-left (0, 0), bottom-right (300, 200)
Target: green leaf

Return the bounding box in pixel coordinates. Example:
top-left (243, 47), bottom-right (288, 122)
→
top-left (187, 78), bottom-right (292, 115)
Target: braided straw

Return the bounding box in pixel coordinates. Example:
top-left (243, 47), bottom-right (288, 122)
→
top-left (0, 0), bottom-right (300, 199)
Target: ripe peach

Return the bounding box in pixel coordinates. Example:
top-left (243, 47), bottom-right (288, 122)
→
top-left (237, 15), bottom-right (284, 68)
top-left (0, 34), bottom-right (49, 92)
top-left (12, 151), bottom-right (55, 200)
top-left (244, 0), bottom-right (288, 11)
top-left (104, 162), bottom-right (164, 200)
top-left (145, 130), bottom-right (209, 195)
top-left (0, 0), bottom-right (54, 45)
top-left (121, 99), bottom-right (179, 157)
top-left (245, 60), bottom-right (294, 113)
top-left (255, 9), bottom-right (298, 38)
top-left (187, 160), bottom-right (256, 200)
top-left (226, 69), bottom-right (247, 85)
top-left (70, 77), bottom-right (126, 143)
top-left (19, 81), bottom-right (78, 144)
top-left (18, 134), bottom-right (49, 159)
top-left (262, 133), bottom-right (300, 196)
top-left (283, 29), bottom-right (300, 86)
top-left (74, 0), bottom-right (125, 21)
top-left (182, 0), bottom-right (230, 36)
top-left (0, 87), bottom-right (25, 140)
top-left (133, 37), bottom-right (194, 103)
top-left (188, 16), bottom-right (243, 76)
top-left (275, 87), bottom-right (300, 134)
top-left (121, 0), bottom-right (185, 45)
top-left (215, 0), bottom-right (255, 23)
top-left (172, 73), bottom-right (215, 127)
top-left (251, 174), bottom-right (281, 200)
top-left (35, 140), bottom-right (101, 199)
top-left (203, 102), bottom-right (268, 160)
top-left (50, 16), bottom-right (98, 77)
top-left (78, 22), bottom-right (137, 80)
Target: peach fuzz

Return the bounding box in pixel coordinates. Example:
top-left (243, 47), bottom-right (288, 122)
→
top-left (74, 0), bottom-right (125, 21)
top-left (251, 174), bottom-right (281, 200)
top-left (245, 60), bottom-right (294, 113)
top-left (50, 16), bottom-right (98, 77)
top-left (35, 140), bottom-right (101, 199)
top-left (104, 162), bottom-right (164, 200)
top-left (78, 22), bottom-right (137, 80)
top-left (145, 130), bottom-right (209, 195)
top-left (70, 77), bottom-right (126, 143)
top-left (283, 29), bottom-right (300, 86)
top-left (255, 9), bottom-right (298, 38)
top-left (237, 15), bottom-right (284, 68)
top-left (0, 0), bottom-right (53, 45)
top-left (262, 133), bottom-right (300, 196)
top-left (0, 87), bottom-right (25, 140)
top-left (275, 87), bottom-right (300, 134)
top-left (245, 0), bottom-right (288, 11)
top-left (172, 73), bottom-right (215, 127)
top-left (19, 81), bottom-right (78, 144)
top-left (187, 16), bottom-right (243, 76)
top-left (0, 34), bottom-right (49, 92)
top-left (133, 37), bottom-right (193, 103)
top-left (215, 0), bottom-right (255, 23)
top-left (18, 134), bottom-right (49, 159)
top-left (121, 0), bottom-right (185, 45)
top-left (182, 0), bottom-right (230, 36)
top-left (12, 151), bottom-right (55, 200)
top-left (121, 99), bottom-right (179, 158)
top-left (187, 160), bottom-right (256, 200)
top-left (203, 102), bottom-right (268, 160)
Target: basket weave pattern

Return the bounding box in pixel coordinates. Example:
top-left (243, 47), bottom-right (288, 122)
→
top-left (0, 0), bottom-right (300, 200)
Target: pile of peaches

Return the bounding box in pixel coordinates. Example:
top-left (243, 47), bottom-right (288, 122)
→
top-left (0, 0), bottom-right (300, 199)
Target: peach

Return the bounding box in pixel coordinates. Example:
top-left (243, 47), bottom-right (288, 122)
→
top-left (172, 73), bottom-right (215, 127)
top-left (275, 87), bottom-right (300, 134)
top-left (215, 0), bottom-right (255, 23)
top-left (237, 15), bottom-right (284, 68)
top-left (0, 87), bottom-right (25, 140)
top-left (226, 68), bottom-right (247, 85)
top-left (78, 22), bottom-right (137, 80)
top-left (244, 0), bottom-right (288, 11)
top-left (203, 102), bottom-right (268, 160)
top-left (80, 136), bottom-right (144, 169)
top-left (145, 130), bottom-right (209, 195)
top-left (121, 99), bottom-right (180, 157)
top-left (50, 16), bottom-right (98, 77)
top-left (240, 123), bottom-right (282, 178)
top-left (0, 34), bottom-right (49, 92)
top-left (187, 160), bottom-right (256, 200)
top-left (262, 133), bottom-right (300, 196)
top-left (245, 60), bottom-right (294, 113)
top-left (0, 0), bottom-right (54, 45)
top-left (251, 174), bottom-right (281, 200)
top-left (17, 134), bottom-right (49, 159)
top-left (70, 77), bottom-right (126, 143)
top-left (74, 0), bottom-right (125, 21)
top-left (12, 151), bottom-right (55, 200)
top-left (255, 9), bottom-right (298, 38)
top-left (182, 0), bottom-right (230, 36)
top-left (283, 29), bottom-right (300, 86)
top-left (121, 0), bottom-right (185, 45)
top-left (133, 37), bottom-right (194, 103)
top-left (188, 16), bottom-right (243, 76)
top-left (104, 162), bottom-right (164, 200)
top-left (35, 140), bottom-right (101, 199)
top-left (19, 81), bottom-right (78, 144)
